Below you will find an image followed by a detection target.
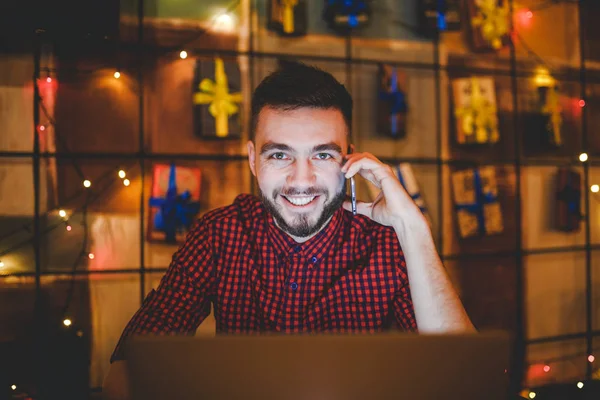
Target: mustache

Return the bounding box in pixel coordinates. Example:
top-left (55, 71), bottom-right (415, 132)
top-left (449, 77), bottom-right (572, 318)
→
top-left (276, 187), bottom-right (327, 197)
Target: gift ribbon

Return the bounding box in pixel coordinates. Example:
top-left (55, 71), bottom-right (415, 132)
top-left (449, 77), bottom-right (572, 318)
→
top-left (394, 165), bottom-right (427, 215)
top-left (281, 0), bottom-right (298, 33)
top-left (454, 77), bottom-right (498, 143)
top-left (455, 168), bottom-right (498, 236)
top-left (379, 68), bottom-right (408, 137)
top-left (149, 164), bottom-right (201, 243)
top-left (193, 57), bottom-right (243, 137)
top-left (470, 0), bottom-right (509, 49)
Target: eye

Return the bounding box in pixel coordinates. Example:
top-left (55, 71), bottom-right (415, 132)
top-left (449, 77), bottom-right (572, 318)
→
top-left (315, 153), bottom-right (333, 160)
top-left (270, 152), bottom-right (288, 160)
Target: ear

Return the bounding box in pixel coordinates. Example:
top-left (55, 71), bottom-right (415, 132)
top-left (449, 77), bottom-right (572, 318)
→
top-left (348, 143), bottom-right (356, 154)
top-left (247, 140), bottom-right (257, 177)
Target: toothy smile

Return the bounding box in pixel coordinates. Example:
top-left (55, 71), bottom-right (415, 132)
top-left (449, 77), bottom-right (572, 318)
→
top-left (282, 196), bottom-right (317, 206)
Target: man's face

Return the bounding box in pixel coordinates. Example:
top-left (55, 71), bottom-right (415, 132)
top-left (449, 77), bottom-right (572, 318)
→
top-left (247, 107), bottom-right (349, 240)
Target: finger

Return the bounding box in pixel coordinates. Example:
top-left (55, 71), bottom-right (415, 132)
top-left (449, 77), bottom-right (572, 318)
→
top-left (344, 158), bottom-right (393, 187)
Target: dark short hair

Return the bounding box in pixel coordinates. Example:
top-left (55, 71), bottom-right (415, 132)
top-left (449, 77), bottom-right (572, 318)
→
top-left (250, 60), bottom-right (353, 139)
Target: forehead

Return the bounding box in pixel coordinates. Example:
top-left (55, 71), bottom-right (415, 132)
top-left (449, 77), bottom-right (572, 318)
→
top-left (255, 107), bottom-right (348, 151)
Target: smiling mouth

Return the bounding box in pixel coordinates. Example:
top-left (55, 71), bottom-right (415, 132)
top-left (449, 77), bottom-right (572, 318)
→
top-left (282, 195), bottom-right (318, 207)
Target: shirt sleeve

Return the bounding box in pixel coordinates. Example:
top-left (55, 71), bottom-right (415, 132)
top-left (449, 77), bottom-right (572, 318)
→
top-left (110, 217), bottom-right (216, 363)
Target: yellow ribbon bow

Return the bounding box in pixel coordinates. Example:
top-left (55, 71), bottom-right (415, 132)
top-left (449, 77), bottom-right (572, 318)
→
top-left (454, 78), bottom-right (499, 143)
top-left (193, 57), bottom-right (243, 137)
top-left (471, 0), bottom-right (509, 49)
top-left (281, 0), bottom-right (298, 34)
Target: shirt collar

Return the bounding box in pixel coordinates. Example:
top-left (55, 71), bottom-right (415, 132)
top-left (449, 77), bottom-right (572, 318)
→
top-left (265, 206), bottom-right (346, 263)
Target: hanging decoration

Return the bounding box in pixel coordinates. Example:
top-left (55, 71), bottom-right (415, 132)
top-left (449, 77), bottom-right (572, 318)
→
top-left (193, 57), bottom-right (243, 139)
top-left (452, 76), bottom-right (499, 145)
top-left (451, 166), bottom-right (504, 238)
top-left (393, 163), bottom-right (431, 225)
top-left (148, 163), bottom-right (202, 244)
top-left (267, 0), bottom-right (308, 37)
top-left (466, 0), bottom-right (510, 51)
top-left (418, 0), bottom-right (462, 35)
top-left (322, 0), bottom-right (371, 33)
top-left (538, 83), bottom-right (563, 148)
top-left (555, 167), bottom-right (582, 232)
top-left (377, 64), bottom-right (408, 139)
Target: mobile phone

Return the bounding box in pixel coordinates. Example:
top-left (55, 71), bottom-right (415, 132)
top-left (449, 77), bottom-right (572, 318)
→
top-left (347, 145), bottom-right (357, 216)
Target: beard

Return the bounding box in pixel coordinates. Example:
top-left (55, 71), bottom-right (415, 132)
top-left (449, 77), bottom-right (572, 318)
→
top-left (259, 182), bottom-right (347, 238)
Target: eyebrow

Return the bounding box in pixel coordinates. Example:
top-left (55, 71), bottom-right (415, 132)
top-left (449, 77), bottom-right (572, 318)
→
top-left (259, 141), bottom-right (343, 155)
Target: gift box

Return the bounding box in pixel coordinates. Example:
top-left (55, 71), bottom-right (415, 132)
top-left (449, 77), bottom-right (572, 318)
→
top-left (393, 163), bottom-right (431, 224)
top-left (147, 163), bottom-right (202, 244)
top-left (322, 0), bottom-right (371, 32)
top-left (451, 166), bottom-right (503, 238)
top-left (193, 57), bottom-right (243, 139)
top-left (465, 0), bottom-right (510, 51)
top-left (452, 76), bottom-right (499, 145)
top-left (377, 64), bottom-right (408, 139)
top-left (555, 168), bottom-right (582, 232)
top-left (418, 0), bottom-right (462, 34)
top-left (267, 0), bottom-right (308, 37)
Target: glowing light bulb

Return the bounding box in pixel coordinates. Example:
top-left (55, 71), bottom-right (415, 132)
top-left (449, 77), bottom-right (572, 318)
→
top-left (579, 153), bottom-right (588, 162)
top-left (577, 381), bottom-right (584, 389)
top-left (592, 185), bottom-right (599, 193)
top-left (83, 180), bottom-right (91, 188)
top-left (543, 365), bottom-right (550, 372)
top-left (46, 77), bottom-right (52, 83)
top-left (579, 99), bottom-right (586, 107)
top-left (214, 13), bottom-right (235, 32)
top-left (180, 50), bottom-right (188, 59)
top-left (88, 253), bottom-right (95, 260)
top-left (11, 385), bottom-right (16, 390)
top-left (59, 209), bottom-right (67, 218)
top-left (0, 261), bottom-right (4, 269)
top-left (123, 179), bottom-right (131, 187)
top-left (114, 71), bottom-right (121, 79)
top-left (66, 225), bottom-right (72, 232)
top-left (526, 11), bottom-right (533, 19)
top-left (588, 355), bottom-right (595, 363)
top-left (63, 318), bottom-right (72, 327)
top-left (529, 392), bottom-right (536, 399)
top-left (39, 125), bottom-right (46, 131)
top-left (118, 170), bottom-right (126, 179)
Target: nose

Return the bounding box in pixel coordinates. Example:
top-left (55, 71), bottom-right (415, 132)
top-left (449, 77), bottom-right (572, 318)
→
top-left (287, 158), bottom-right (316, 188)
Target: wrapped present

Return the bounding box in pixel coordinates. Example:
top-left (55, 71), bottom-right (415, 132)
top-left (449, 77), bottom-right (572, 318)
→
top-left (555, 168), bottom-right (582, 232)
top-left (193, 57), bottom-right (243, 139)
top-left (148, 163), bottom-right (202, 244)
top-left (393, 163), bottom-right (431, 224)
top-left (452, 76), bottom-right (499, 145)
top-left (418, 0), bottom-right (462, 34)
top-left (267, 0), bottom-right (308, 37)
top-left (322, 0), bottom-right (371, 32)
top-left (451, 166), bottom-right (503, 238)
top-left (466, 0), bottom-right (510, 51)
top-left (377, 64), bottom-right (408, 139)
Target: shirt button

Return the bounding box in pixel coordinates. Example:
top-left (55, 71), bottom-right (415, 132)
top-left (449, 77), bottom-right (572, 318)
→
top-left (290, 282), bottom-right (298, 290)
top-left (294, 245), bottom-right (301, 253)
top-left (311, 256), bottom-right (318, 263)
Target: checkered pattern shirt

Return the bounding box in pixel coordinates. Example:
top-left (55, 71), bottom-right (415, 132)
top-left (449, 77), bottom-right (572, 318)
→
top-left (111, 194), bottom-right (417, 362)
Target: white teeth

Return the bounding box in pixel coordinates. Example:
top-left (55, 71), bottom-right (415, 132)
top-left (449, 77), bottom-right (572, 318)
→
top-left (285, 196), bottom-right (316, 206)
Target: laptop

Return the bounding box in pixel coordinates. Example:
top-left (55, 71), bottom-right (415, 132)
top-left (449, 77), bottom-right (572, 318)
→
top-left (126, 332), bottom-right (511, 400)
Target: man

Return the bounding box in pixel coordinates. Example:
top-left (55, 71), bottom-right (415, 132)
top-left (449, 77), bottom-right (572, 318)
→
top-left (103, 62), bottom-right (474, 399)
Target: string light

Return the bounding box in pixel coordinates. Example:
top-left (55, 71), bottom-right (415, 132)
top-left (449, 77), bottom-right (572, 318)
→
top-left (66, 225), bottom-right (72, 232)
top-left (114, 71), bottom-right (121, 79)
top-left (579, 153), bottom-right (588, 162)
top-left (11, 385), bottom-right (16, 391)
top-left (123, 178), bottom-right (131, 187)
top-left (528, 391), bottom-right (536, 399)
top-left (180, 50), bottom-right (188, 59)
top-left (118, 170), bottom-right (126, 179)
top-left (88, 253), bottom-right (95, 260)
top-left (83, 180), bottom-right (91, 188)
top-left (38, 125), bottom-right (46, 132)
top-left (63, 318), bottom-right (72, 327)
top-left (46, 76), bottom-right (52, 83)
top-left (591, 185), bottom-right (599, 193)
top-left (588, 355), bottom-right (595, 363)
top-left (577, 381), bottom-right (584, 389)
top-left (579, 99), bottom-right (586, 107)
top-left (59, 209), bottom-right (67, 218)
top-left (543, 364), bottom-right (551, 372)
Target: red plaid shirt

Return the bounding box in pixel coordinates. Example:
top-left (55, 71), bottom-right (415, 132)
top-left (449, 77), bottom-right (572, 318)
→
top-left (111, 194), bottom-right (416, 362)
